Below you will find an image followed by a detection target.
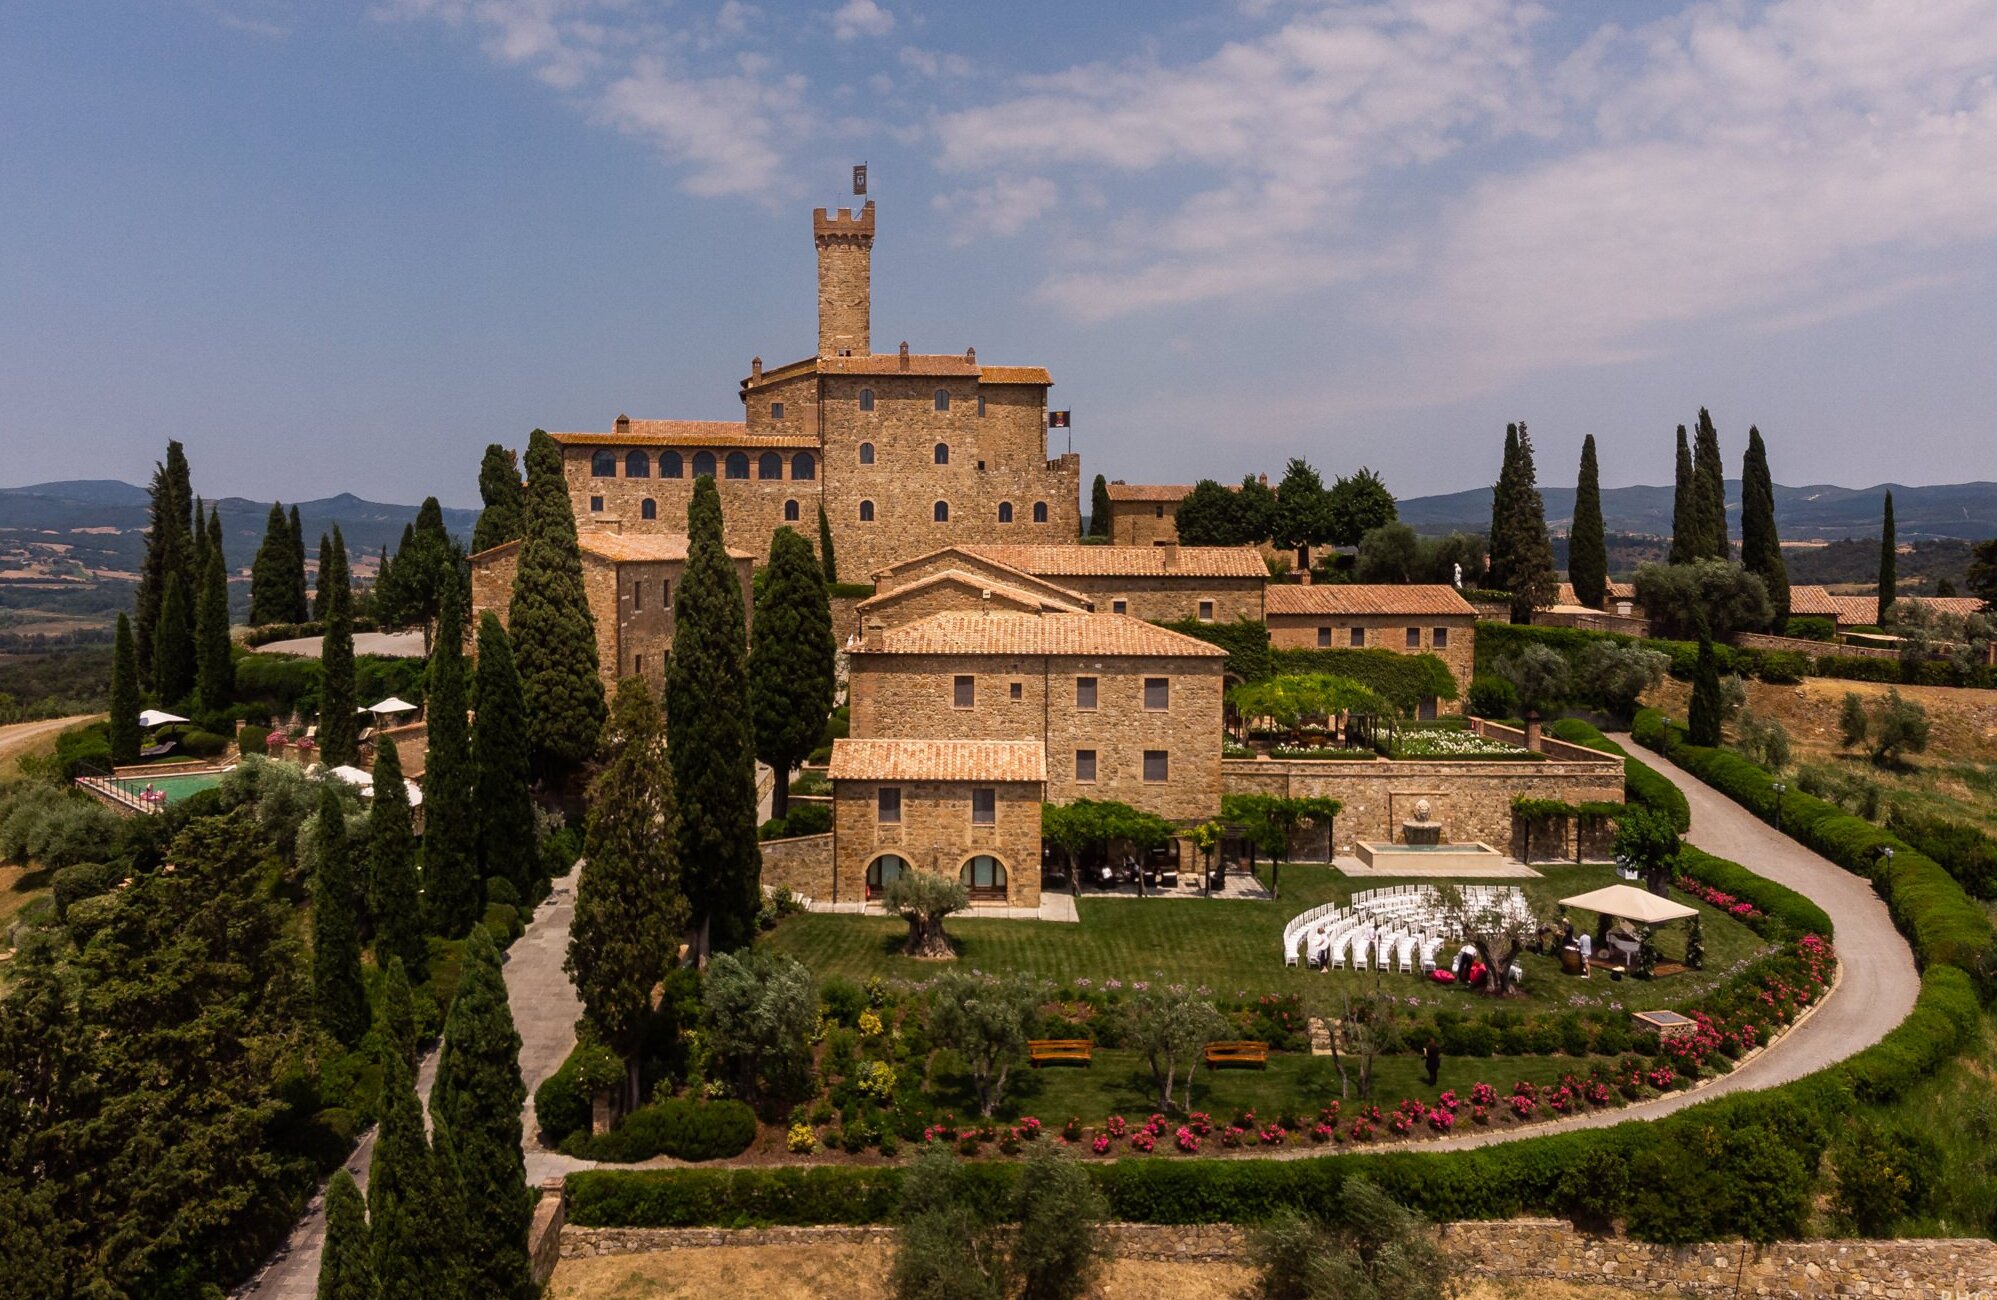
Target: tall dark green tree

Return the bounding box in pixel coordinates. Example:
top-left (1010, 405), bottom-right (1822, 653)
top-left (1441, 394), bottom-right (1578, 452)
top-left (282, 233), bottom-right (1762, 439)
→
top-left (368, 737), bottom-right (426, 984)
top-left (288, 504), bottom-right (310, 621)
top-left (368, 1047), bottom-right (460, 1300)
top-left (1568, 435), bottom-right (1608, 609)
top-left (1488, 423), bottom-right (1557, 622)
top-left (423, 584), bottom-right (480, 936)
top-left (471, 443), bottom-right (525, 554)
top-left (135, 440), bottom-right (195, 686)
top-left (1691, 407), bottom-right (1728, 559)
top-left (312, 532), bottom-right (333, 620)
top-left (109, 614), bottom-right (141, 765)
top-left (1878, 492), bottom-right (1897, 626)
top-left (1088, 474), bottom-right (1111, 537)
top-left (816, 502), bottom-right (839, 584)
top-left (1688, 636), bottom-right (1725, 747)
top-left (1488, 423), bottom-right (1520, 584)
top-left (1739, 425), bottom-right (1788, 627)
top-left (250, 503), bottom-right (297, 626)
top-left (667, 475), bottom-right (763, 954)
top-left (750, 527), bottom-right (837, 820)
top-left (152, 572), bottom-right (196, 705)
top-left (1173, 479), bottom-right (1246, 547)
top-left (316, 1170), bottom-right (374, 1300)
top-left (1272, 457), bottom-right (1336, 571)
top-left (319, 526), bottom-right (360, 767)
top-left (473, 612), bottom-right (538, 897)
top-left (1325, 467), bottom-right (1397, 547)
top-left (311, 787), bottom-right (368, 1046)
top-left (429, 926), bottom-right (534, 1300)
top-left (378, 498), bottom-right (459, 650)
top-left (509, 429), bottom-right (605, 781)
top-left (569, 677), bottom-right (687, 1106)
top-left (194, 510), bottom-right (234, 713)
top-left (379, 956), bottom-right (418, 1068)
top-left (1236, 473), bottom-right (1278, 544)
top-left (1669, 424), bottom-right (1700, 563)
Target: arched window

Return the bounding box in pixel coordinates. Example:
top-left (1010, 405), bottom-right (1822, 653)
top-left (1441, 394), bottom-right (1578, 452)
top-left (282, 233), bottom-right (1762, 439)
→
top-left (784, 499), bottom-right (800, 522)
top-left (934, 501), bottom-right (950, 523)
top-left (934, 443), bottom-right (950, 465)
top-left (866, 854), bottom-right (907, 893)
top-left (758, 452), bottom-right (783, 480)
top-left (858, 388), bottom-right (875, 412)
top-left (961, 855), bottom-right (1006, 889)
top-left (692, 451), bottom-right (716, 478)
top-left (640, 498), bottom-right (657, 521)
top-left (791, 452), bottom-right (816, 480)
top-left (1033, 501), bottom-right (1048, 523)
top-left (858, 442), bottom-right (875, 465)
top-left (591, 449), bottom-right (617, 477)
top-left (724, 452), bottom-right (749, 480)
top-left (997, 502), bottom-right (1014, 523)
top-left (934, 388), bottom-right (950, 412)
top-left (859, 500), bottom-right (876, 522)
top-left (625, 450), bottom-right (650, 478)
top-left (661, 450), bottom-right (683, 478)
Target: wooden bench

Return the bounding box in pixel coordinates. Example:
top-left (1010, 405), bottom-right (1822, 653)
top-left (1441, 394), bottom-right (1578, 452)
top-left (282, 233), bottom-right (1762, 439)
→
top-left (1028, 1039), bottom-right (1094, 1067)
top-left (1205, 1040), bottom-right (1270, 1068)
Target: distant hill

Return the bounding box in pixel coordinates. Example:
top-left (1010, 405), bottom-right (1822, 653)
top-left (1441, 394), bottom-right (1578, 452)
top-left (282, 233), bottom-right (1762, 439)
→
top-left (1397, 480), bottom-right (1997, 542)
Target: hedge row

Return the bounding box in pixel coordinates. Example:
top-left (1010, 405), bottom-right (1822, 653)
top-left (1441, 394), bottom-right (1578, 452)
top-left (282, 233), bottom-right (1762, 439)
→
top-left (1632, 709), bottom-right (1996, 980)
top-left (1541, 717), bottom-right (1690, 833)
top-left (1675, 844), bottom-right (1833, 942)
top-left (1885, 806), bottom-right (1997, 901)
top-left (1268, 647), bottom-right (1460, 709)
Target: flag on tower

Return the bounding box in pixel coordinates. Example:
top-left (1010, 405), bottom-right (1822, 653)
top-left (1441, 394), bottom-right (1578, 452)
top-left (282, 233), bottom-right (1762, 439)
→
top-left (853, 164), bottom-right (868, 195)
top-left (1047, 410), bottom-right (1071, 429)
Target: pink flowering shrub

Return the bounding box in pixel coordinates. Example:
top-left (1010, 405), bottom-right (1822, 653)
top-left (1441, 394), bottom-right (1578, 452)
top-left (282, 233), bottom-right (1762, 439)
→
top-left (1129, 1130), bottom-right (1156, 1153)
top-left (1470, 1082), bottom-right (1497, 1107)
top-left (1259, 1124), bottom-right (1285, 1146)
top-left (1220, 1126), bottom-right (1245, 1149)
top-left (1091, 1134), bottom-right (1111, 1155)
top-left (1175, 1126), bottom-right (1200, 1154)
top-left (1104, 1115), bottom-right (1127, 1139)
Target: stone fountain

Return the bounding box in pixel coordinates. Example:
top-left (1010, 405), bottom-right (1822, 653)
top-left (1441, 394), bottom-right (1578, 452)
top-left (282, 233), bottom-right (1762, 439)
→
top-left (1353, 796), bottom-right (1522, 875)
top-left (1402, 798), bottom-right (1444, 847)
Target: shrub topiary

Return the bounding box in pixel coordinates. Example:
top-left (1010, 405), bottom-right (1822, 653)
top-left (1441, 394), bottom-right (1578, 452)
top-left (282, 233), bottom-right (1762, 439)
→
top-left (1468, 674), bottom-right (1518, 720)
top-left (533, 1040), bottom-right (625, 1144)
top-left (563, 1098), bottom-right (759, 1163)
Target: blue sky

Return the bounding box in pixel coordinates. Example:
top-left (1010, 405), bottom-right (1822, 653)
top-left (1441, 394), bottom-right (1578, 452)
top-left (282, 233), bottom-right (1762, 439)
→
top-left (5, 0), bottom-right (1996, 508)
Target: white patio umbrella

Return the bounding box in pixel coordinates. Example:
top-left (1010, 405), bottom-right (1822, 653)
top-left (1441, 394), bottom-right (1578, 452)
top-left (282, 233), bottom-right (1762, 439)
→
top-left (137, 709), bottom-right (188, 728)
top-left (323, 763), bottom-right (423, 808)
top-left (1558, 884), bottom-right (1698, 926)
top-left (368, 696), bottom-right (418, 722)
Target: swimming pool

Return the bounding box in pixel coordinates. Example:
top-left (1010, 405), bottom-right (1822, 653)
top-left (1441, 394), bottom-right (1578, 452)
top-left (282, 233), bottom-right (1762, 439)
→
top-left (80, 767), bottom-right (232, 813)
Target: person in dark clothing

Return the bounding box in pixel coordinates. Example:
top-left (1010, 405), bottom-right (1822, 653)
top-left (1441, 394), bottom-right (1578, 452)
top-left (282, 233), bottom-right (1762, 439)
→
top-left (1423, 1037), bottom-right (1442, 1087)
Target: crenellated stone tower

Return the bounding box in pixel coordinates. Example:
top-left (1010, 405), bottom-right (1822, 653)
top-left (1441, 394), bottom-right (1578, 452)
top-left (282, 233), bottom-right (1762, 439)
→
top-left (814, 202), bottom-right (874, 357)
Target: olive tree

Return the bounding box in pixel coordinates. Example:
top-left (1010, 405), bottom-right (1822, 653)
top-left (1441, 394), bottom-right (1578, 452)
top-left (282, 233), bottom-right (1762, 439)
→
top-left (926, 971), bottom-right (1036, 1117)
top-left (701, 950), bottom-right (818, 1114)
top-left (1122, 986), bottom-right (1228, 1112)
top-left (883, 871), bottom-right (968, 959)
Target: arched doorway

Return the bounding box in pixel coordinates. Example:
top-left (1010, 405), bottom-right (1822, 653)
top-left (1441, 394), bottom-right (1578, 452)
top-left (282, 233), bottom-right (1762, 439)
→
top-left (960, 854), bottom-right (1008, 901)
top-left (865, 854), bottom-right (908, 900)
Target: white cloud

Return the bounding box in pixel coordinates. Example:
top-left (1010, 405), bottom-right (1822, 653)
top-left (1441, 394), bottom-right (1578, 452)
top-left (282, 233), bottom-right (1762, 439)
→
top-left (898, 44), bottom-right (970, 79)
top-left (830, 0), bottom-right (894, 41)
top-left (715, 0), bottom-right (758, 36)
top-left (930, 176), bottom-right (1059, 241)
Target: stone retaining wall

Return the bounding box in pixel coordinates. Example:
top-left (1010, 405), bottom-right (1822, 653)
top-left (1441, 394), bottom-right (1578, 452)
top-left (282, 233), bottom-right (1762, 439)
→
top-left (1735, 630), bottom-right (1897, 661)
top-left (557, 1219), bottom-right (1997, 1296)
top-left (760, 832), bottom-right (835, 900)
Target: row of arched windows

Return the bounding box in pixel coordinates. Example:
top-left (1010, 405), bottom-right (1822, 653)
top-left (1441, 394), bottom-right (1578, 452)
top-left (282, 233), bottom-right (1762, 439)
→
top-left (593, 449), bottom-right (817, 481)
top-left (865, 854), bottom-right (1006, 892)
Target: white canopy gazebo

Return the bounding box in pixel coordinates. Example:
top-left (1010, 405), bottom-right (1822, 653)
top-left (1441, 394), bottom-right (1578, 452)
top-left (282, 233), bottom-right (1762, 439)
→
top-left (1558, 884), bottom-right (1698, 925)
top-left (137, 709), bottom-right (188, 728)
top-left (368, 696), bottom-right (418, 723)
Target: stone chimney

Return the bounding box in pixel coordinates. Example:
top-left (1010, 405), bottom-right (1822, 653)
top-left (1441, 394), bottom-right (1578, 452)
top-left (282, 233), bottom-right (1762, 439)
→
top-left (1523, 710), bottom-right (1542, 753)
top-left (1160, 541), bottom-right (1179, 569)
top-left (862, 618), bottom-right (886, 651)
top-left (751, 356), bottom-right (763, 381)
top-left (898, 341), bottom-right (910, 370)
top-left (966, 345), bottom-right (976, 363)
top-left (614, 413), bottom-right (630, 435)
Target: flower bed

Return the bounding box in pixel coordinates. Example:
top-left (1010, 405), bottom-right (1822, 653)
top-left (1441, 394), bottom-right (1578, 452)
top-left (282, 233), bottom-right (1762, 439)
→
top-left (1387, 730), bottom-right (1539, 760)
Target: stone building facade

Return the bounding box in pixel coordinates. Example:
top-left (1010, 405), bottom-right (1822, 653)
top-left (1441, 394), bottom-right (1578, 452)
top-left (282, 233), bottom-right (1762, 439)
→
top-left (826, 738), bottom-right (1047, 907)
top-left (468, 530), bottom-right (754, 695)
top-left (866, 543), bottom-right (1266, 626)
top-left (1101, 481), bottom-right (1199, 547)
top-left (1264, 584), bottom-right (1477, 693)
top-left (551, 201), bottom-right (1081, 576)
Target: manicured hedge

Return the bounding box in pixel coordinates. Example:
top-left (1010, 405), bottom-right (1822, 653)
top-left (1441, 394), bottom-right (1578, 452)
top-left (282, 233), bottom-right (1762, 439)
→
top-left (1887, 808), bottom-right (1997, 901)
top-left (1632, 709), bottom-right (1996, 979)
top-left (1269, 646), bottom-right (1459, 710)
top-left (1542, 717), bottom-right (1689, 832)
top-left (1836, 965), bottom-right (1980, 1105)
top-left (562, 1099), bottom-right (759, 1163)
top-left (1676, 844), bottom-right (1833, 941)
top-left (1153, 617), bottom-right (1275, 684)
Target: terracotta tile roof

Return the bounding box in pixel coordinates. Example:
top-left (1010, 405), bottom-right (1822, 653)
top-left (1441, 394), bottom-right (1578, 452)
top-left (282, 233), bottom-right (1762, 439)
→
top-left (1102, 482), bottom-right (1202, 503)
top-left (857, 569), bottom-right (1088, 614)
top-left (977, 365), bottom-right (1054, 385)
top-left (866, 611), bottom-right (1229, 658)
top-left (1264, 584), bottom-right (1478, 617)
top-left (1786, 585), bottom-right (1841, 616)
top-left (963, 543), bottom-right (1268, 580)
top-left (549, 423), bottom-right (817, 449)
top-left (1829, 594), bottom-right (1987, 624)
top-left (828, 738), bottom-right (1047, 784)
top-left (1556, 581), bottom-right (1636, 606)
top-left (870, 548), bottom-right (1092, 605)
top-left (580, 533), bottom-right (752, 563)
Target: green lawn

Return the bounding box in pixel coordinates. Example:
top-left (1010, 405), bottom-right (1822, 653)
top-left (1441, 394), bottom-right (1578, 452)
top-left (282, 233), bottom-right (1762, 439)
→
top-left (760, 864), bottom-right (1772, 1012)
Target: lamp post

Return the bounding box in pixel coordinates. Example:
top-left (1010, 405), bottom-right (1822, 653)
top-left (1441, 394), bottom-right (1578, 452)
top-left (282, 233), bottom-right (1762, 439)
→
top-left (1771, 782), bottom-right (1786, 834)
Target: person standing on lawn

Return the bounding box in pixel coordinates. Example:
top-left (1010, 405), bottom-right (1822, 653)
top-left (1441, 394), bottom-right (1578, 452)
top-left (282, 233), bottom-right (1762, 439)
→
top-left (1424, 1037), bottom-right (1442, 1087)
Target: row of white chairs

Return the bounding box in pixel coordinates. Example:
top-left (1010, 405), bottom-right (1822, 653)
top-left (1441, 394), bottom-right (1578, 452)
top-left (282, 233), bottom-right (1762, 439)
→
top-left (1284, 885), bottom-right (1532, 971)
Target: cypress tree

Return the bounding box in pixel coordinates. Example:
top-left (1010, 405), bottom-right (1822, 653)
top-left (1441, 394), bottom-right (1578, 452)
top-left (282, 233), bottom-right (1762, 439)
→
top-left (1740, 425), bottom-right (1789, 628)
top-left (316, 1170), bottom-right (375, 1300)
top-left (816, 502), bottom-right (838, 584)
top-left (368, 1047), bottom-right (459, 1300)
top-left (1692, 407), bottom-right (1728, 559)
top-left (313, 532), bottom-right (333, 620)
top-left (319, 526), bottom-right (360, 767)
top-left (136, 440), bottom-right (195, 685)
top-left (1089, 473), bottom-right (1112, 538)
top-left (423, 584), bottom-right (480, 936)
top-left (1569, 434), bottom-right (1608, 609)
top-left (109, 614), bottom-right (141, 765)
top-left (570, 677), bottom-right (686, 1106)
top-left (1878, 492), bottom-right (1897, 626)
top-left (509, 429), bottom-right (605, 781)
top-left (289, 504), bottom-right (310, 622)
top-left (471, 443), bottom-right (525, 554)
top-left (750, 527), bottom-right (837, 820)
top-left (1688, 637), bottom-right (1724, 747)
top-left (1669, 425), bottom-right (1699, 563)
top-left (379, 956), bottom-right (418, 1069)
top-left (1488, 423), bottom-right (1555, 622)
top-left (251, 503), bottom-right (293, 626)
top-left (195, 511), bottom-right (234, 712)
top-left (368, 737), bottom-right (426, 985)
top-left (311, 786), bottom-right (368, 1047)
top-left (430, 926), bottom-right (534, 1300)
top-left (152, 572), bottom-right (196, 705)
top-left (473, 612), bottom-right (538, 897)
top-left (1487, 423), bottom-right (1521, 590)
top-left (667, 475), bottom-right (763, 954)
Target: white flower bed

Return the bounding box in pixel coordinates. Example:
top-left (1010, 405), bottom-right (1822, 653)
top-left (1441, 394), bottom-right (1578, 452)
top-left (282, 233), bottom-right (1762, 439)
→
top-left (1391, 730), bottom-right (1530, 759)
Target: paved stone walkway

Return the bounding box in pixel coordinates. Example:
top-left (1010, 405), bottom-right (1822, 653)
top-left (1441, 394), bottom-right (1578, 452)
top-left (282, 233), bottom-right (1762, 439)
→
top-left (234, 866), bottom-right (582, 1298)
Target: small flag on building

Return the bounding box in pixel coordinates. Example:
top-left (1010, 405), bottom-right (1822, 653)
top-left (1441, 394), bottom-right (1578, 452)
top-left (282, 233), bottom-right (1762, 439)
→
top-left (1047, 410), bottom-right (1071, 428)
top-left (853, 163), bottom-right (868, 195)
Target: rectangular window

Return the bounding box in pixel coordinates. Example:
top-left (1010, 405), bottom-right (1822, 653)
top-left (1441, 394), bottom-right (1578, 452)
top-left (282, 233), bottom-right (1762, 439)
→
top-left (971, 788), bottom-right (996, 825)
top-left (1143, 750), bottom-right (1169, 783)
top-left (632, 581), bottom-right (643, 612)
top-left (1433, 626), bottom-right (1449, 648)
top-left (1405, 626), bottom-right (1421, 649)
top-left (1351, 626), bottom-right (1366, 647)
top-left (1198, 600), bottom-right (1215, 622)
top-left (1009, 681), bottom-right (1023, 701)
top-left (632, 653), bottom-right (643, 674)
top-left (662, 580), bottom-right (672, 608)
top-left (1154, 505), bottom-right (1165, 518)
top-left (1111, 599), bottom-right (1128, 615)
top-left (1075, 676), bottom-right (1098, 709)
top-left (1075, 749), bottom-right (1097, 782)
top-left (1143, 677), bottom-right (1169, 710)
top-left (1317, 626), bottom-right (1331, 648)
top-left (877, 786), bottom-right (901, 824)
top-left (589, 496), bottom-right (604, 513)
top-left (953, 675), bottom-right (975, 709)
